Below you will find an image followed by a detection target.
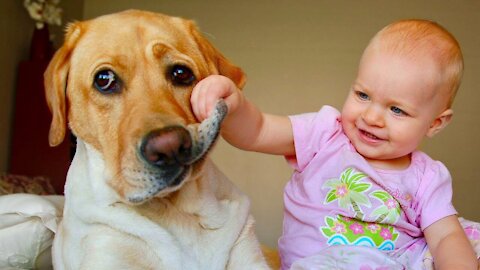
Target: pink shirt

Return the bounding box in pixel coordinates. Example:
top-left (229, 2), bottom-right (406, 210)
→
top-left (278, 106), bottom-right (456, 269)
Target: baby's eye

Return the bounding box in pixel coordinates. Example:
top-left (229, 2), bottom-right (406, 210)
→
top-left (391, 106), bottom-right (407, 116)
top-left (356, 91), bottom-right (369, 101)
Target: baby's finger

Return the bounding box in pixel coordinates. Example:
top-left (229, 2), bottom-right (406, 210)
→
top-left (191, 81), bottom-right (210, 121)
top-left (190, 89), bottom-right (201, 121)
top-left (204, 94), bottom-right (220, 119)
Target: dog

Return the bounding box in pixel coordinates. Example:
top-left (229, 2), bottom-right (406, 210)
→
top-left (45, 10), bottom-right (270, 269)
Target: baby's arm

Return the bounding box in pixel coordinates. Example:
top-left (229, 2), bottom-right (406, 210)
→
top-left (191, 75), bottom-right (295, 156)
top-left (424, 215), bottom-right (478, 269)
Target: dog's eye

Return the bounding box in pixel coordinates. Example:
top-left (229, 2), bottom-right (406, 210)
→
top-left (170, 65), bottom-right (195, 86)
top-left (94, 70), bottom-right (121, 93)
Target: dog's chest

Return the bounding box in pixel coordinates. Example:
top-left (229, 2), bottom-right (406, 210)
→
top-left (132, 199), bottom-right (243, 268)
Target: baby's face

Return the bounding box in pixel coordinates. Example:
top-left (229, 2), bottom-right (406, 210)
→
top-left (341, 48), bottom-right (449, 167)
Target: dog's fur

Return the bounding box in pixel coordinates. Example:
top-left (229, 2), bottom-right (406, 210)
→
top-left (45, 10), bottom-right (269, 269)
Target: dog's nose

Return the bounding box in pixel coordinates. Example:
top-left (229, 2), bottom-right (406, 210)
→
top-left (141, 127), bottom-right (192, 167)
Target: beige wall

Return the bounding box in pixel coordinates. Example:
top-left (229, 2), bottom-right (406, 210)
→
top-left (83, 0), bottom-right (480, 248)
top-left (2, 1), bottom-right (479, 248)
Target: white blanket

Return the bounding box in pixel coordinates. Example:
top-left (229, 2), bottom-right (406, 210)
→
top-left (0, 194), bottom-right (64, 270)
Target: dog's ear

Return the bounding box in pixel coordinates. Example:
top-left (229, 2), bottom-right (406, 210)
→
top-left (44, 23), bottom-right (82, 147)
top-left (188, 22), bottom-right (247, 89)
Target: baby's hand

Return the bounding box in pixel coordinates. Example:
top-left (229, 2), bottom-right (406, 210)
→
top-left (191, 75), bottom-right (243, 122)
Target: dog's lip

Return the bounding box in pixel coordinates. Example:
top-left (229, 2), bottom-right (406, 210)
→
top-left (127, 165), bottom-right (190, 204)
top-left (186, 99), bottom-right (227, 164)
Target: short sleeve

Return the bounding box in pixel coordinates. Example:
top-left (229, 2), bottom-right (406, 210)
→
top-left (287, 106), bottom-right (342, 172)
top-left (416, 161), bottom-right (457, 230)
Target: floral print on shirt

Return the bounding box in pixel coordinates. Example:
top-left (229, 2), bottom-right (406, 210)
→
top-left (321, 168), bottom-right (401, 250)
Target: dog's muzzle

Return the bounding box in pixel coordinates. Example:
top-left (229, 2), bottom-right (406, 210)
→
top-left (130, 100), bottom-right (227, 203)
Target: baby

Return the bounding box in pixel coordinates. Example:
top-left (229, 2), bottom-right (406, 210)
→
top-left (191, 19), bottom-right (480, 269)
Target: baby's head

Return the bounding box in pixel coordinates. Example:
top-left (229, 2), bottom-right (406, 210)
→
top-left (341, 20), bottom-right (463, 168)
top-left (366, 19), bottom-right (463, 108)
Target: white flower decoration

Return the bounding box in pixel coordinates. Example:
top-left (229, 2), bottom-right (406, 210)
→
top-left (24, 0), bottom-right (63, 29)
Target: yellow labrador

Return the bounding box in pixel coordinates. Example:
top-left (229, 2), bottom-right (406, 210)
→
top-left (45, 10), bottom-right (270, 270)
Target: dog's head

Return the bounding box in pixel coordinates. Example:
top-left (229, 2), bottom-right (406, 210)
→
top-left (44, 10), bottom-right (245, 204)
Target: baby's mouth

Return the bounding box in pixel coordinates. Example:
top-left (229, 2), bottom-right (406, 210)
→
top-left (360, 129), bottom-right (381, 141)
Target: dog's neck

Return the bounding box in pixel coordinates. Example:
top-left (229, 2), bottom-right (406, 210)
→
top-left (66, 139), bottom-right (120, 207)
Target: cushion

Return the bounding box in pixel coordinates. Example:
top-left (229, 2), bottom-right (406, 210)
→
top-left (0, 193), bottom-right (64, 269)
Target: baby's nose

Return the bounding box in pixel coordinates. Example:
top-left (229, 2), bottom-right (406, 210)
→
top-left (362, 105), bottom-right (384, 127)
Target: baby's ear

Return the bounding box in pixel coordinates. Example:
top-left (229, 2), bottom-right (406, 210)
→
top-left (426, 109), bottom-right (453, 138)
